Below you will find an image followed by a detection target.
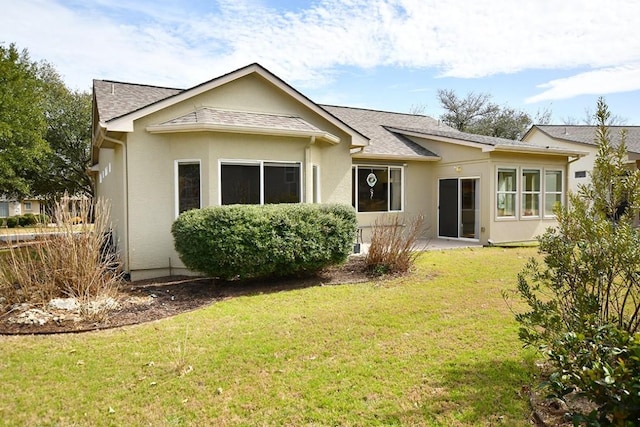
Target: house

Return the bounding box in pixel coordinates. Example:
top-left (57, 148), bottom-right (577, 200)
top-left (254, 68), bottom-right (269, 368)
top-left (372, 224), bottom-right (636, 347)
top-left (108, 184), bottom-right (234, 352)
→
top-left (92, 63), bottom-right (587, 280)
top-left (0, 198), bottom-right (43, 219)
top-left (521, 125), bottom-right (640, 194)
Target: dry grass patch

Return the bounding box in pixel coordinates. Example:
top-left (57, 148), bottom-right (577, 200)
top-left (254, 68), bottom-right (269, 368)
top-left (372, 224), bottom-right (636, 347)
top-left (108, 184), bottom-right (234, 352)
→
top-left (0, 196), bottom-right (121, 319)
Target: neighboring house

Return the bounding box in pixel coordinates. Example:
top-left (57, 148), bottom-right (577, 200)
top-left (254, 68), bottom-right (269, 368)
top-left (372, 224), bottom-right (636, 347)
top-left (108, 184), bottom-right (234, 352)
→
top-left (0, 198), bottom-right (43, 219)
top-left (92, 63), bottom-right (587, 280)
top-left (522, 125), bottom-right (640, 194)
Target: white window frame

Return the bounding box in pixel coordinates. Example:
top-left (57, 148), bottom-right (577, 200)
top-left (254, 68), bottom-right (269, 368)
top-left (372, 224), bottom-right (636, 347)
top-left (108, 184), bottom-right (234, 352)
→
top-left (218, 159), bottom-right (303, 205)
top-left (174, 159), bottom-right (202, 218)
top-left (496, 167), bottom-right (518, 219)
top-left (521, 168), bottom-right (541, 219)
top-left (24, 202), bottom-right (32, 212)
top-left (544, 169), bottom-right (564, 218)
top-left (352, 164), bottom-right (405, 213)
top-left (496, 166), bottom-right (564, 220)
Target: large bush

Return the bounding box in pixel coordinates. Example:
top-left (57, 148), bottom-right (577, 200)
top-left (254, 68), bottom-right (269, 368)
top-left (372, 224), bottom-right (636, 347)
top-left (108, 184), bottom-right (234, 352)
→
top-left (172, 203), bottom-right (357, 280)
top-left (510, 99), bottom-right (640, 425)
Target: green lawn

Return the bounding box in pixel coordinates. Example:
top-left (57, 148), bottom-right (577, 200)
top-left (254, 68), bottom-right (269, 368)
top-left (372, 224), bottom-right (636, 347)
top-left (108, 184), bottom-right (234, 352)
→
top-left (0, 247), bottom-right (538, 426)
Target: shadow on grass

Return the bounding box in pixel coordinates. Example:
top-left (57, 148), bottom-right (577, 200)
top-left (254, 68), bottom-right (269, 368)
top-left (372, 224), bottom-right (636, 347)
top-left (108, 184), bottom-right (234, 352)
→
top-left (380, 358), bottom-right (534, 426)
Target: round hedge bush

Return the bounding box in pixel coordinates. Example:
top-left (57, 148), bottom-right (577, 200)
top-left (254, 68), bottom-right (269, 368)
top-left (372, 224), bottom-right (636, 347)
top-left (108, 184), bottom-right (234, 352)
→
top-left (172, 203), bottom-right (357, 280)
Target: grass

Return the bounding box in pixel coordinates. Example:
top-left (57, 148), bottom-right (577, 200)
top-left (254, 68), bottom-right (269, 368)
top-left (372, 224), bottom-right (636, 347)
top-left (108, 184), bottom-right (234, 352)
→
top-left (0, 247), bottom-right (538, 426)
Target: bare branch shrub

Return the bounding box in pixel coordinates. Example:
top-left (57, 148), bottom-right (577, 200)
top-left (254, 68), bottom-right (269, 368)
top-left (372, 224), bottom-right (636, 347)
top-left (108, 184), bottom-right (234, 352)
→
top-left (365, 214), bottom-right (425, 275)
top-left (0, 196), bottom-right (122, 311)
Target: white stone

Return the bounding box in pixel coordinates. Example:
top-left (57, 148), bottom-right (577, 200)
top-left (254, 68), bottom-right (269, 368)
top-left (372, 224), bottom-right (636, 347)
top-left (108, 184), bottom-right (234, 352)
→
top-left (49, 298), bottom-right (80, 311)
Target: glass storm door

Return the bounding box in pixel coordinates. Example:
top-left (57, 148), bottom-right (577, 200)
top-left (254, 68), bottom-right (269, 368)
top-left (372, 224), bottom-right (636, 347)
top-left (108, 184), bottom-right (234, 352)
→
top-left (438, 178), bottom-right (480, 239)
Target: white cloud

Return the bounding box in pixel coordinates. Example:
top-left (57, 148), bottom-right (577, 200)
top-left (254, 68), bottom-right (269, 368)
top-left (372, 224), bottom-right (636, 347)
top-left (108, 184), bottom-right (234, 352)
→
top-left (1, 0), bottom-right (639, 101)
top-left (525, 64), bottom-right (640, 103)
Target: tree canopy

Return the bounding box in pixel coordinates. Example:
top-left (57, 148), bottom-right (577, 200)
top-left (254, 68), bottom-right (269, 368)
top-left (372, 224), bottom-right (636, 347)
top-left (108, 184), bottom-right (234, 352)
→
top-left (436, 89), bottom-right (550, 139)
top-left (0, 43), bottom-right (92, 200)
top-left (0, 44), bottom-right (49, 198)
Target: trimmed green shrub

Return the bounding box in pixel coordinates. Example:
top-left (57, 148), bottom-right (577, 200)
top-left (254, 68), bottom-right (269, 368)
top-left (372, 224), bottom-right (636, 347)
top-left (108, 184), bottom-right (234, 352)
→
top-left (20, 213), bottom-right (38, 226)
top-left (6, 217), bottom-right (19, 228)
top-left (172, 203), bottom-right (357, 280)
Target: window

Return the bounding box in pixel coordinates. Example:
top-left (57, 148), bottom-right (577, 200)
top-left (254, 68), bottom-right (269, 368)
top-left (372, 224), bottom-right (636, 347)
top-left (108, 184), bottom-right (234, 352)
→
top-left (352, 165), bottom-right (403, 212)
top-left (497, 167), bottom-right (564, 219)
top-left (24, 202), bottom-right (32, 211)
top-left (522, 169), bottom-right (540, 217)
top-left (575, 171), bottom-right (587, 178)
top-left (544, 170), bottom-right (563, 217)
top-left (497, 168), bottom-right (517, 217)
top-left (176, 161), bottom-right (201, 215)
top-left (0, 202), bottom-right (8, 218)
top-left (220, 161), bottom-right (301, 205)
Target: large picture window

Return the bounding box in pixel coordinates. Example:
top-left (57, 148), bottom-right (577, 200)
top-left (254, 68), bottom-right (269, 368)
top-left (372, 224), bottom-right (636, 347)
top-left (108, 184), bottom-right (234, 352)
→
top-left (352, 165), bottom-right (403, 212)
top-left (176, 161), bottom-right (201, 215)
top-left (220, 161), bottom-right (301, 205)
top-left (497, 168), bottom-right (517, 217)
top-left (544, 170), bottom-right (563, 217)
top-left (522, 169), bottom-right (541, 217)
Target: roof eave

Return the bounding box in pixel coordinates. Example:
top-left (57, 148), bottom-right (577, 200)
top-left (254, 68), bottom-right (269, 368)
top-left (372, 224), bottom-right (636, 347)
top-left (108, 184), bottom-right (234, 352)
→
top-left (145, 123), bottom-right (341, 144)
top-left (105, 63), bottom-right (367, 145)
top-left (352, 153), bottom-right (441, 162)
top-left (490, 145), bottom-right (589, 157)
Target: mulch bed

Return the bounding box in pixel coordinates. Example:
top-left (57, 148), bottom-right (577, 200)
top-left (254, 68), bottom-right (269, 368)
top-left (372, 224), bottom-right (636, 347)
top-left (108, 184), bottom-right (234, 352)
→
top-left (0, 257), bottom-right (372, 335)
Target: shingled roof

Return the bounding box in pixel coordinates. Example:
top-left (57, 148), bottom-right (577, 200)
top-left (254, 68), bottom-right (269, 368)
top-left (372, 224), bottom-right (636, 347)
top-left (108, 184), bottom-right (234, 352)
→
top-left (93, 80), bottom-right (183, 122)
top-left (146, 107), bottom-right (340, 143)
top-left (525, 125), bottom-right (640, 154)
top-left (322, 105), bottom-right (585, 160)
top-left (321, 105), bottom-right (443, 160)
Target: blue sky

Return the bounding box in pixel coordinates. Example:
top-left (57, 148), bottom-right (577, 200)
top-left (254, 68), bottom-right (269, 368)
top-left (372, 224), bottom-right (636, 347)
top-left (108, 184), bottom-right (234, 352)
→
top-left (2, 0), bottom-right (639, 125)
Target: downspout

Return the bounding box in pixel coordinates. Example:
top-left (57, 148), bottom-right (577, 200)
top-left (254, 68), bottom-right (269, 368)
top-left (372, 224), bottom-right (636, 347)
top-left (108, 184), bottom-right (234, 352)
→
top-left (99, 128), bottom-right (130, 276)
top-left (305, 136), bottom-right (316, 203)
top-left (564, 155), bottom-right (582, 208)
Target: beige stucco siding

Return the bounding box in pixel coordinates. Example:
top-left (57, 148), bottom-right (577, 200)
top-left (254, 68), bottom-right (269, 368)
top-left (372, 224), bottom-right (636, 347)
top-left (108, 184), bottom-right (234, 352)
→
top-left (119, 74), bottom-right (354, 280)
top-left (486, 152), bottom-right (568, 244)
top-left (353, 137), bottom-right (570, 246)
top-left (522, 131), bottom-right (594, 194)
top-left (95, 146), bottom-right (127, 268)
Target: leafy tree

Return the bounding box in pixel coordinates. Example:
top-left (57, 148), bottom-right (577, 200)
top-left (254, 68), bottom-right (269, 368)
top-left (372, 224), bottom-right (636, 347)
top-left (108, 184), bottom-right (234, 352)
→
top-left (510, 98), bottom-right (640, 424)
top-left (0, 43), bottom-right (49, 197)
top-left (437, 89), bottom-right (499, 132)
top-left (33, 63), bottom-right (93, 199)
top-left (437, 89), bottom-right (551, 139)
top-left (0, 43), bottom-right (93, 200)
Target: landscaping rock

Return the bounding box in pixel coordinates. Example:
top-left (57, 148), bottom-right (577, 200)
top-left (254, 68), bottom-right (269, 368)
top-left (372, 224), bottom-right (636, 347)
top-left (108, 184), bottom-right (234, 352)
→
top-left (49, 298), bottom-right (80, 311)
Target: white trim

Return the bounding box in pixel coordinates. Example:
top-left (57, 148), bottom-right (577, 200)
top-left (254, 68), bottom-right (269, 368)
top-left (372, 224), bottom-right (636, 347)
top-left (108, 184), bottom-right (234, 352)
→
top-left (495, 165), bottom-right (565, 221)
top-left (352, 164), bottom-right (405, 213)
top-left (147, 122), bottom-right (340, 144)
top-left (496, 167), bottom-right (519, 220)
top-left (543, 169), bottom-right (564, 219)
top-left (218, 159), bottom-right (303, 205)
top-left (352, 153), bottom-right (441, 162)
top-left (105, 63), bottom-right (368, 147)
top-left (174, 159), bottom-right (202, 219)
top-left (521, 168), bottom-right (542, 219)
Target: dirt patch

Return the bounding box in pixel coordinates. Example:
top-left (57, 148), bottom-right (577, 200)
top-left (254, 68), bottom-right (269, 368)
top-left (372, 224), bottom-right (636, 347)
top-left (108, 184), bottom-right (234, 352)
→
top-left (0, 256), bottom-right (372, 335)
